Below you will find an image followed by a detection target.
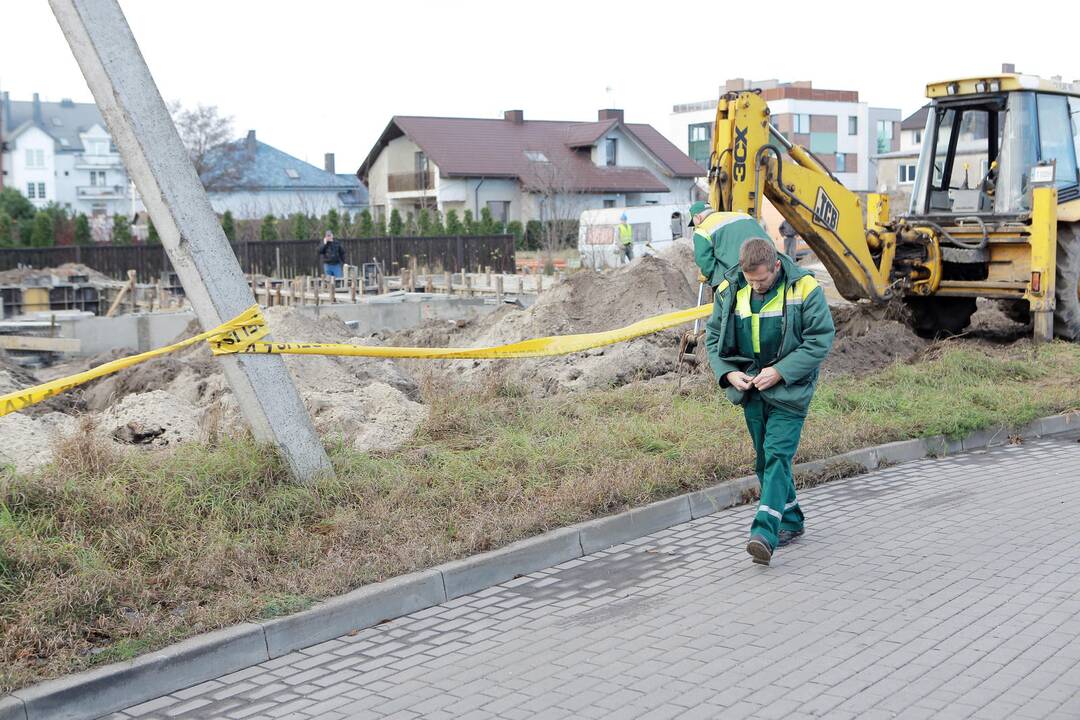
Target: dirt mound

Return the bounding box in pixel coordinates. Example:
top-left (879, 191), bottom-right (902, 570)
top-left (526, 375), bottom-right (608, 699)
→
top-left (655, 239), bottom-right (702, 292)
top-left (391, 254), bottom-right (697, 394)
top-left (0, 412), bottom-right (77, 472)
top-left (824, 302), bottom-right (928, 376)
top-left (0, 262), bottom-right (117, 285)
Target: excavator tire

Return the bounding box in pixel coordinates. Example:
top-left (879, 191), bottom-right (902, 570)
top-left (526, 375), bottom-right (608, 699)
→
top-left (1055, 221), bottom-right (1080, 340)
top-left (904, 297), bottom-right (977, 339)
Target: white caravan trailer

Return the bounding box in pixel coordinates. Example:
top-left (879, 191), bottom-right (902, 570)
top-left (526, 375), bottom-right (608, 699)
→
top-left (578, 204), bottom-right (690, 269)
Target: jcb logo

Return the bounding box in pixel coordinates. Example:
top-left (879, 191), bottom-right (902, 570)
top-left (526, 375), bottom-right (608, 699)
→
top-left (733, 126), bottom-right (748, 182)
top-left (813, 187), bottom-right (839, 232)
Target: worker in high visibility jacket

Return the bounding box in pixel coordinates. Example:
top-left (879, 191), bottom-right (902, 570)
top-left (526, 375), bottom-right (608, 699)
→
top-left (618, 214), bottom-right (634, 264)
top-left (705, 237), bottom-right (835, 566)
top-left (688, 201), bottom-right (769, 288)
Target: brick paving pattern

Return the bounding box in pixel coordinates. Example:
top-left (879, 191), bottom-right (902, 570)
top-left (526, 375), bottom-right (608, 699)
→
top-left (105, 432), bottom-right (1080, 719)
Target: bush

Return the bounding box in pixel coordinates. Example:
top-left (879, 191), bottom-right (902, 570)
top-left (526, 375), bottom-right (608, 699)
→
top-left (110, 214), bottom-right (132, 245)
top-left (260, 214), bottom-right (278, 242)
top-left (0, 187), bottom-right (34, 222)
top-left (524, 220), bottom-right (543, 251)
top-left (147, 220), bottom-right (160, 245)
top-left (290, 213), bottom-right (310, 241)
top-left (445, 210), bottom-right (463, 235)
top-left (0, 211), bottom-right (15, 247)
top-left (30, 212), bottom-right (54, 247)
top-left (221, 211), bottom-right (236, 242)
top-left (388, 209), bottom-right (403, 236)
top-left (325, 208), bottom-right (341, 236)
top-left (73, 214), bottom-right (91, 246)
top-left (432, 210), bottom-right (446, 236)
top-left (356, 209), bottom-right (374, 238)
top-left (418, 209), bottom-right (432, 236)
top-left (462, 210), bottom-right (476, 236)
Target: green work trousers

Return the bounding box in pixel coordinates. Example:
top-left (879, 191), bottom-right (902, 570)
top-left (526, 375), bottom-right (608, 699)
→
top-left (743, 394), bottom-right (805, 548)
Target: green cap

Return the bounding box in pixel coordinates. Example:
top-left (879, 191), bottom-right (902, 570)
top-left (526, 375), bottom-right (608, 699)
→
top-left (688, 201), bottom-right (709, 226)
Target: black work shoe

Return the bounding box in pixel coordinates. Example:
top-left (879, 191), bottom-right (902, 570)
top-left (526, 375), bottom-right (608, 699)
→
top-left (778, 528), bottom-right (805, 547)
top-left (746, 535), bottom-right (773, 566)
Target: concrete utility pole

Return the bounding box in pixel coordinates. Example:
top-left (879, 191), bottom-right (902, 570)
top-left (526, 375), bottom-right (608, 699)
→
top-left (50, 0), bottom-right (332, 481)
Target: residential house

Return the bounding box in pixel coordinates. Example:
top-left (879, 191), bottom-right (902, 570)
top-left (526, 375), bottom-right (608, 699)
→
top-left (670, 78), bottom-right (902, 192)
top-left (202, 132), bottom-right (363, 219)
top-left (875, 104), bottom-right (990, 211)
top-left (357, 109), bottom-right (703, 227)
top-left (0, 92), bottom-right (141, 219)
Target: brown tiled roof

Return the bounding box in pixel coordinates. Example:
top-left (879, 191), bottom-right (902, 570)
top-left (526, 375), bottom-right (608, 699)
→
top-left (358, 114), bottom-right (704, 192)
top-left (902, 104), bottom-right (931, 130)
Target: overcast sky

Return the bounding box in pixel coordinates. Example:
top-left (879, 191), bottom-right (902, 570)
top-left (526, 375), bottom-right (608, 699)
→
top-left (3, 1), bottom-right (1078, 175)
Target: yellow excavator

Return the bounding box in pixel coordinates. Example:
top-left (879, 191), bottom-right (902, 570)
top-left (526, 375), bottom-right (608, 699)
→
top-left (705, 72), bottom-right (1080, 341)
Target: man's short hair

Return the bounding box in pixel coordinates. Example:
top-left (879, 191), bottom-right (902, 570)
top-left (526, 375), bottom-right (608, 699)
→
top-left (739, 237), bottom-right (778, 271)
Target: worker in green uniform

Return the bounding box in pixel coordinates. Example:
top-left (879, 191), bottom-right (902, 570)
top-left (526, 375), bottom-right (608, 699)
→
top-left (688, 201), bottom-right (770, 289)
top-left (705, 237), bottom-right (835, 566)
top-left (618, 214), bottom-right (634, 264)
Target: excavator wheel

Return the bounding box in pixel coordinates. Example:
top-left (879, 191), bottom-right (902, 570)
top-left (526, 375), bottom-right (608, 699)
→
top-left (1054, 221), bottom-right (1080, 341)
top-left (904, 297), bottom-right (977, 339)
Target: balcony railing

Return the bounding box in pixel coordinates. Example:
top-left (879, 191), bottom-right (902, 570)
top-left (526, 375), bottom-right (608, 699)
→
top-left (77, 185), bottom-right (126, 198)
top-left (74, 153), bottom-right (124, 168)
top-left (388, 170), bottom-right (435, 193)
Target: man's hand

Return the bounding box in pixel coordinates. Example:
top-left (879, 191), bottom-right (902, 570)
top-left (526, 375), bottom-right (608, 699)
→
top-left (751, 367), bottom-right (783, 390)
top-left (726, 371), bottom-right (753, 391)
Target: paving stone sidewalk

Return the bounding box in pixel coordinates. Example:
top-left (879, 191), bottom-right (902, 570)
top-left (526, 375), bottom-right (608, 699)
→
top-left (106, 433), bottom-right (1080, 720)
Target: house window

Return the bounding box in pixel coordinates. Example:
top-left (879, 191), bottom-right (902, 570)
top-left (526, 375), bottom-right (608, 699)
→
top-left (25, 149), bottom-right (45, 168)
top-left (836, 153), bottom-right (846, 172)
top-left (794, 114), bottom-right (811, 134)
top-left (524, 150), bottom-right (548, 162)
top-left (487, 201), bottom-right (510, 224)
top-left (898, 164), bottom-right (917, 184)
top-left (848, 116), bottom-right (858, 135)
top-left (605, 138), bottom-right (617, 166)
top-left (603, 199), bottom-right (616, 208)
top-left (913, 130), bottom-right (922, 145)
top-left (90, 170), bottom-right (106, 186)
top-left (27, 182), bottom-right (36, 199)
top-left (877, 120), bottom-right (894, 153)
top-left (37, 183), bottom-right (45, 198)
top-left (415, 152), bottom-right (428, 173)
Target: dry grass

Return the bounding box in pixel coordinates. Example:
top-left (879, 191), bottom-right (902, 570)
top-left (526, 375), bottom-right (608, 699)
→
top-left (2, 341), bottom-right (1080, 691)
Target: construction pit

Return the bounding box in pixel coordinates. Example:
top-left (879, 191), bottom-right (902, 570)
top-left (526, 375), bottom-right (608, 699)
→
top-left (0, 242), bottom-right (1036, 474)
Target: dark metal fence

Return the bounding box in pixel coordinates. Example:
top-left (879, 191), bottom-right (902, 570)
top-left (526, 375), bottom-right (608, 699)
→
top-left (0, 235), bottom-right (516, 282)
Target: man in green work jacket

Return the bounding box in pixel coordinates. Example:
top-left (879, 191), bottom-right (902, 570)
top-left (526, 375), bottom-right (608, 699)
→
top-left (689, 201), bottom-right (769, 288)
top-left (705, 237), bottom-right (835, 566)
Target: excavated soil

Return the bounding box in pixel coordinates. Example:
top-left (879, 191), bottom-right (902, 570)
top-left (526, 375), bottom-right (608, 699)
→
top-left (0, 308), bottom-right (427, 472)
top-left (0, 262), bottom-right (118, 285)
top-left (388, 253), bottom-right (698, 395)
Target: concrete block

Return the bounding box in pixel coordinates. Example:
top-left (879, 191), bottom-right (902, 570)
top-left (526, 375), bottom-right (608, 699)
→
top-left (924, 435), bottom-right (964, 457)
top-left (688, 481), bottom-right (741, 519)
top-left (0, 696), bottom-right (27, 720)
top-left (874, 439), bottom-right (929, 466)
top-left (961, 426), bottom-right (1009, 452)
top-left (12, 623), bottom-right (267, 720)
top-left (439, 528), bottom-right (582, 600)
top-left (260, 569), bottom-right (445, 659)
top-left (1040, 413), bottom-right (1074, 436)
top-left (578, 496), bottom-right (691, 554)
top-left (831, 447), bottom-right (879, 471)
top-left (1017, 418), bottom-right (1046, 439)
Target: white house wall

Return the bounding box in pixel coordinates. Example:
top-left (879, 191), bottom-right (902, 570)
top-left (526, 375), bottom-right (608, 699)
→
top-left (9, 125), bottom-right (56, 208)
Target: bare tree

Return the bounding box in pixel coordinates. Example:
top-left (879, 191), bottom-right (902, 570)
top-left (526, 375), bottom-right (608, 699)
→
top-left (169, 102), bottom-right (249, 191)
top-left (520, 151), bottom-right (588, 263)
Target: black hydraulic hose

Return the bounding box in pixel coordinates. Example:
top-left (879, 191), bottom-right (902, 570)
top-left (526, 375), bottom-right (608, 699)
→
top-left (904, 217), bottom-right (989, 251)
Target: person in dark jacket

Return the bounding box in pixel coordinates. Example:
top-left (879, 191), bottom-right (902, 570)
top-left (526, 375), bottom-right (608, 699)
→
top-left (705, 237), bottom-right (835, 566)
top-left (318, 231), bottom-right (346, 278)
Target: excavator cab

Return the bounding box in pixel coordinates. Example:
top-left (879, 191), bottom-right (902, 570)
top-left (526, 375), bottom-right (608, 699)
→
top-left (909, 88), bottom-right (1080, 218)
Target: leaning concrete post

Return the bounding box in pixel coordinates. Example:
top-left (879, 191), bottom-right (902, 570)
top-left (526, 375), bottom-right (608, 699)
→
top-left (50, 0), bottom-right (332, 482)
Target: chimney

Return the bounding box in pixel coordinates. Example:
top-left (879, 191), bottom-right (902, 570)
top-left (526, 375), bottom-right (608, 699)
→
top-left (504, 109), bottom-right (524, 124)
top-left (1002, 63), bottom-right (1016, 73)
top-left (725, 78), bottom-right (747, 92)
top-left (32, 93), bottom-right (43, 125)
top-left (60, 98), bottom-right (74, 108)
top-left (598, 108), bottom-right (624, 123)
top-left (324, 152), bottom-right (335, 174)
top-left (245, 130), bottom-right (256, 157)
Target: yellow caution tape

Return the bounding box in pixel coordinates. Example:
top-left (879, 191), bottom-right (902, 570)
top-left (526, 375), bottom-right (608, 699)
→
top-left (2, 279), bottom-right (729, 417)
top-left (213, 302), bottom-right (716, 359)
top-left (0, 306), bottom-right (268, 418)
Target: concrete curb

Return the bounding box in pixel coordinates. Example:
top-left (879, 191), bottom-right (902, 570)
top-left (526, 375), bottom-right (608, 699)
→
top-left (5, 410), bottom-right (1078, 720)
